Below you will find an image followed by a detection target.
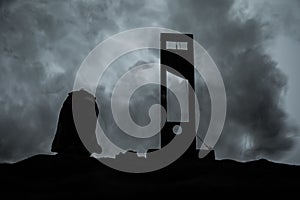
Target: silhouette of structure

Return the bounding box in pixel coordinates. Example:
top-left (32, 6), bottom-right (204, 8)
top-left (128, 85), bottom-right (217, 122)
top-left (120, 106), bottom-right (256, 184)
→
top-left (160, 33), bottom-right (197, 158)
top-left (51, 34), bottom-right (198, 159)
top-left (51, 89), bottom-right (101, 156)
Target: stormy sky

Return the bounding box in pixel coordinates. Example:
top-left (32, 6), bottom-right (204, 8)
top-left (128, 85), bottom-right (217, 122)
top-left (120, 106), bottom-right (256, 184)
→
top-left (0, 0), bottom-right (300, 164)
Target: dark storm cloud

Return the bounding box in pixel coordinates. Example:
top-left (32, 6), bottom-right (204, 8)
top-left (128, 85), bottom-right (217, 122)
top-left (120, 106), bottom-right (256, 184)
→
top-left (165, 0), bottom-right (297, 161)
top-left (0, 0), bottom-right (297, 162)
top-left (239, 0), bottom-right (300, 41)
top-left (0, 0), bottom-right (167, 162)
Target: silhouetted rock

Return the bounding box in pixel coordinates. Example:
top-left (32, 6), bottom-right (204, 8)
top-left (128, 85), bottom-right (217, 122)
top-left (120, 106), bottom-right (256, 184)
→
top-left (51, 89), bottom-right (102, 156)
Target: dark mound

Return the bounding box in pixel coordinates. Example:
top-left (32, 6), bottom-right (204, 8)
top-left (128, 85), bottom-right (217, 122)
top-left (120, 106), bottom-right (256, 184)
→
top-left (0, 151), bottom-right (299, 198)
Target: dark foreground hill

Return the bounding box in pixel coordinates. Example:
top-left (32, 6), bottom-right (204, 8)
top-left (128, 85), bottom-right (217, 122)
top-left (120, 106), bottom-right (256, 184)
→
top-left (0, 151), bottom-right (299, 198)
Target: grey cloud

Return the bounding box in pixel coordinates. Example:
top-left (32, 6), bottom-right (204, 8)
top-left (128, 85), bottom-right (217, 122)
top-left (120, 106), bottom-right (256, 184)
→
top-left (164, 0), bottom-right (297, 161)
top-left (0, 0), bottom-right (167, 162)
top-left (234, 0), bottom-right (300, 41)
top-left (0, 0), bottom-right (298, 163)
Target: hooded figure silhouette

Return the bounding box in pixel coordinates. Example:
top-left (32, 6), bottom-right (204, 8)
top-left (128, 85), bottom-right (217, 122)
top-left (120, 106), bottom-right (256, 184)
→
top-left (51, 90), bottom-right (102, 156)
